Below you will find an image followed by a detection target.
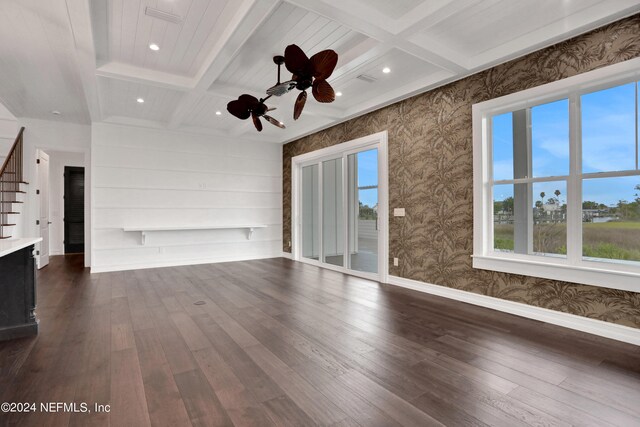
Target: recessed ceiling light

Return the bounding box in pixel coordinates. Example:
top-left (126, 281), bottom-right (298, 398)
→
top-left (137, 98), bottom-right (144, 103)
top-left (335, 91), bottom-right (342, 97)
top-left (51, 110), bottom-right (61, 116)
top-left (149, 43), bottom-right (160, 51)
top-left (382, 67), bottom-right (391, 74)
top-left (215, 111), bottom-right (222, 115)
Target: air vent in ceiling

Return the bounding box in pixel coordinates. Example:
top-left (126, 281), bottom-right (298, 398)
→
top-left (356, 74), bottom-right (377, 83)
top-left (145, 7), bottom-right (183, 24)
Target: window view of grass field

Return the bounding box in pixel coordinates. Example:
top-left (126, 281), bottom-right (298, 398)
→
top-left (492, 81), bottom-right (640, 264)
top-left (494, 179), bottom-right (640, 262)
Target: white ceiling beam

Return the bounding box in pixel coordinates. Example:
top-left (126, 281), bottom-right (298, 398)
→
top-left (65, 0), bottom-right (103, 121)
top-left (285, 0), bottom-right (467, 73)
top-left (96, 62), bottom-right (194, 91)
top-left (167, 0), bottom-right (280, 129)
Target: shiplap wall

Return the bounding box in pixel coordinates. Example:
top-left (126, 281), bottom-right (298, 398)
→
top-left (91, 123), bottom-right (282, 272)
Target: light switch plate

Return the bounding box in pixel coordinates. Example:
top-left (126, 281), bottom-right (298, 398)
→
top-left (393, 258), bottom-right (399, 266)
top-left (393, 208), bottom-right (406, 217)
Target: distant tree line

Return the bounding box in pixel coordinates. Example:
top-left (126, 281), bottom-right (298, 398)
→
top-left (494, 184), bottom-right (640, 221)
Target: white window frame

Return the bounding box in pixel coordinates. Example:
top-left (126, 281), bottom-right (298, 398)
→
top-left (473, 57), bottom-right (640, 292)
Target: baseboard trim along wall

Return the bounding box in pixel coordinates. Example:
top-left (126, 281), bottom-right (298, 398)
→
top-left (281, 251), bottom-right (293, 259)
top-left (91, 253), bottom-right (281, 273)
top-left (387, 275), bottom-right (640, 346)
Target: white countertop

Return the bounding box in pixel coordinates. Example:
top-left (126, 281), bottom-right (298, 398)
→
top-left (0, 238), bottom-right (42, 258)
top-left (123, 224), bottom-right (267, 232)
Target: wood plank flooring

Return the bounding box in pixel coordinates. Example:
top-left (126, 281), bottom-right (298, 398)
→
top-left (1, 254), bottom-right (639, 426)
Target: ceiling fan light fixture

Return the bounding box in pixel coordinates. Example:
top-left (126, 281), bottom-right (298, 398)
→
top-left (228, 44), bottom-right (338, 132)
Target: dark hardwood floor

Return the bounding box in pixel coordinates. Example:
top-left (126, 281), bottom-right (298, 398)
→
top-left (1, 255), bottom-right (639, 426)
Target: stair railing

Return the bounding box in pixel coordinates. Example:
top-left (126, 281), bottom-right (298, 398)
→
top-left (0, 127), bottom-right (26, 239)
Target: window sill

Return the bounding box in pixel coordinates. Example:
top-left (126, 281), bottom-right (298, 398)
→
top-left (472, 254), bottom-right (640, 293)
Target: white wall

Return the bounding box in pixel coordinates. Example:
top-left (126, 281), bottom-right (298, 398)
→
top-left (0, 102), bottom-right (18, 171)
top-left (91, 123), bottom-right (282, 272)
top-left (48, 151), bottom-right (85, 256)
top-left (16, 119), bottom-right (92, 267)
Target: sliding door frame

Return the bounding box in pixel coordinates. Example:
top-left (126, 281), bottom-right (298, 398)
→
top-left (291, 131), bottom-right (389, 283)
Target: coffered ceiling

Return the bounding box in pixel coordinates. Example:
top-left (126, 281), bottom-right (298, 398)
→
top-left (0, 0), bottom-right (638, 143)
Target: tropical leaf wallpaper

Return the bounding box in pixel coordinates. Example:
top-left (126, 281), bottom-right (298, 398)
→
top-left (283, 15), bottom-right (640, 328)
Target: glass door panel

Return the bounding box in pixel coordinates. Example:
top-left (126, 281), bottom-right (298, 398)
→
top-left (347, 149), bottom-right (378, 273)
top-left (322, 158), bottom-right (344, 266)
top-left (301, 164), bottom-right (319, 261)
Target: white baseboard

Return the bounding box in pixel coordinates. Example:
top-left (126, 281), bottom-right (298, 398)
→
top-left (90, 253), bottom-right (282, 273)
top-left (280, 251), bottom-right (293, 259)
top-left (387, 275), bottom-right (640, 346)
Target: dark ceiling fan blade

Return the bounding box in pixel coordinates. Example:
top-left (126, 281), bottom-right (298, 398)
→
top-left (312, 79), bottom-right (335, 103)
top-left (284, 44), bottom-right (310, 76)
top-left (252, 113), bottom-right (263, 132)
top-left (227, 99), bottom-right (251, 120)
top-left (293, 91), bottom-right (307, 120)
top-left (266, 106), bottom-right (277, 111)
top-left (310, 50), bottom-right (338, 79)
top-left (238, 94), bottom-right (260, 108)
top-left (264, 115), bottom-right (285, 129)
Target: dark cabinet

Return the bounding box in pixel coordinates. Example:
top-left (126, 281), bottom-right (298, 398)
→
top-left (0, 245), bottom-right (38, 341)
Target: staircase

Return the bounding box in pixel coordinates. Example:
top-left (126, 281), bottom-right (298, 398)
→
top-left (0, 127), bottom-right (27, 239)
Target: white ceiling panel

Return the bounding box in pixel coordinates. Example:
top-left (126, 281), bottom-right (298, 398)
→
top-left (182, 93), bottom-right (238, 130)
top-left (99, 77), bottom-right (185, 123)
top-left (351, 0), bottom-right (427, 20)
top-left (106, 0), bottom-right (244, 77)
top-left (413, 0), bottom-right (615, 67)
top-left (330, 48), bottom-right (444, 110)
top-left (0, 0), bottom-right (90, 123)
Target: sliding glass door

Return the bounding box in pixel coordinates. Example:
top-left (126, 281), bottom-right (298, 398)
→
top-left (348, 149), bottom-right (378, 274)
top-left (296, 143), bottom-right (383, 279)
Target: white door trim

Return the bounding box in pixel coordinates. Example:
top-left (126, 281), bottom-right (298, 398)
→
top-left (291, 131), bottom-right (389, 283)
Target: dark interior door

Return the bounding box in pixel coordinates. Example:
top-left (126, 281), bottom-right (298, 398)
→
top-left (64, 167), bottom-right (85, 254)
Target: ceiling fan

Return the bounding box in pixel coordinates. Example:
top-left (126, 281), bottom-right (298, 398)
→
top-left (227, 94), bottom-right (284, 132)
top-left (226, 44), bottom-right (338, 132)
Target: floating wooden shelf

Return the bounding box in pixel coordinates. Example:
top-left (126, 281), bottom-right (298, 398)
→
top-left (123, 225), bottom-right (268, 245)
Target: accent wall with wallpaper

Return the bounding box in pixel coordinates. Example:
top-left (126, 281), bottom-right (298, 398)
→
top-left (283, 15), bottom-right (640, 328)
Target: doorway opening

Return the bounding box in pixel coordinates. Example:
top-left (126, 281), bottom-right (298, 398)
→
top-left (64, 166), bottom-right (84, 254)
top-left (292, 131), bottom-right (388, 282)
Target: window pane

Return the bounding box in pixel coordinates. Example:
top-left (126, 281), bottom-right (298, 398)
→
top-left (493, 184), bottom-right (514, 252)
top-left (492, 112), bottom-right (513, 181)
top-left (301, 164), bottom-right (319, 260)
top-left (582, 82), bottom-right (636, 173)
top-left (532, 181), bottom-right (567, 256)
top-left (583, 176), bottom-right (640, 263)
top-left (323, 159), bottom-right (344, 267)
top-left (531, 99), bottom-right (569, 177)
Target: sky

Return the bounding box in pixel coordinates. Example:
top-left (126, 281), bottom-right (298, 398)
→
top-left (493, 82), bottom-right (640, 207)
top-left (357, 148), bottom-right (378, 207)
